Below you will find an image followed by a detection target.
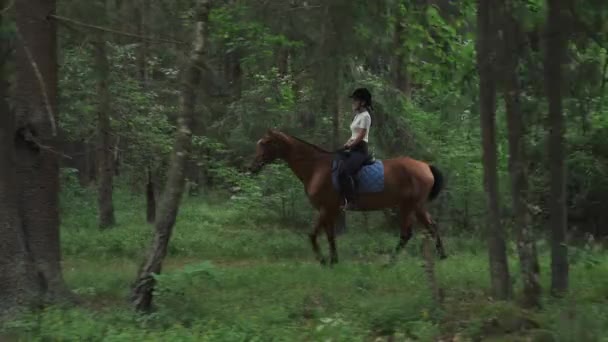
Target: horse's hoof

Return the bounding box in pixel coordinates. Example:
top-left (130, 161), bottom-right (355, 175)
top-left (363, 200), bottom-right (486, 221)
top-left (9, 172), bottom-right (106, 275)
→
top-left (439, 254), bottom-right (448, 260)
top-left (319, 258), bottom-right (328, 266)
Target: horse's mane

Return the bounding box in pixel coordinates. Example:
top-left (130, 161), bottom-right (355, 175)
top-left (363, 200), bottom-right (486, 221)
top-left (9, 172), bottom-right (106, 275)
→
top-left (283, 133), bottom-right (331, 154)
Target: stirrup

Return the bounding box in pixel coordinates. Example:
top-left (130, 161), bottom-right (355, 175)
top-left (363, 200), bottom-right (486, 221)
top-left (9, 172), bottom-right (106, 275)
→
top-left (341, 198), bottom-right (357, 211)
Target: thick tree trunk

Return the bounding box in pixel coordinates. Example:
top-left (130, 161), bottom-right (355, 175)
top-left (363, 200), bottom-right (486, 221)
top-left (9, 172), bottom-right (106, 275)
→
top-left (502, 3), bottom-right (541, 307)
top-left (476, 0), bottom-right (512, 300)
top-left (545, 0), bottom-right (569, 296)
top-left (131, 0), bottom-right (211, 312)
top-left (93, 39), bottom-right (116, 229)
top-left (0, 15), bottom-right (41, 315)
top-left (14, 0), bottom-right (70, 300)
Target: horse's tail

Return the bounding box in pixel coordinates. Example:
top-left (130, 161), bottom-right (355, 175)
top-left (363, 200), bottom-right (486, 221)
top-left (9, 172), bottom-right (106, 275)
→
top-left (428, 164), bottom-right (444, 201)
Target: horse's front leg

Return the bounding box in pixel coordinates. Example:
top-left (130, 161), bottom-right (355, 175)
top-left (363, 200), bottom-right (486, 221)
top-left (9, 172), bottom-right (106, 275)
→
top-left (309, 212), bottom-right (327, 265)
top-left (324, 211), bottom-right (339, 265)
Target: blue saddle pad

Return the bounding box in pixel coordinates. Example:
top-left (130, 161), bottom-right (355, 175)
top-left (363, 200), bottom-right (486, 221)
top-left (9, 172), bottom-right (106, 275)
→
top-left (331, 160), bottom-right (385, 193)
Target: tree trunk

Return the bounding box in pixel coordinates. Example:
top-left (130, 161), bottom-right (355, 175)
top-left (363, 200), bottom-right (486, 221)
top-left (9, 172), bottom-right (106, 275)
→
top-left (545, 0), bottom-right (569, 296)
top-left (0, 12), bottom-right (41, 315)
top-left (224, 51), bottom-right (242, 98)
top-left (393, 1), bottom-right (412, 97)
top-left (79, 142), bottom-right (95, 186)
top-left (502, 1), bottom-right (541, 307)
top-left (146, 168), bottom-right (156, 224)
top-left (131, 0), bottom-right (211, 312)
top-left (320, 4), bottom-right (341, 149)
top-left (14, 0), bottom-right (71, 301)
top-left (476, 0), bottom-right (512, 300)
top-left (135, 0), bottom-right (157, 223)
top-left (136, 0), bottom-right (150, 85)
top-left (277, 47), bottom-right (289, 76)
top-left (93, 39), bottom-right (116, 229)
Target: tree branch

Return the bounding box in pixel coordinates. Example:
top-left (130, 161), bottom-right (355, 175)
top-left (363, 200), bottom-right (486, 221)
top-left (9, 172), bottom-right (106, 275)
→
top-left (48, 14), bottom-right (186, 46)
top-left (15, 27), bottom-right (57, 136)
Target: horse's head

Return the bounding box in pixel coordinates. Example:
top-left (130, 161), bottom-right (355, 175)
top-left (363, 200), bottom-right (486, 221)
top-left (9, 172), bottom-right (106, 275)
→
top-left (250, 129), bottom-right (291, 174)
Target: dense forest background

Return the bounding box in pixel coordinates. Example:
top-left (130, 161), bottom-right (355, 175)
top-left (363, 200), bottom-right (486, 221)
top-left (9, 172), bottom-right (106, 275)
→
top-left (1, 0), bottom-right (608, 340)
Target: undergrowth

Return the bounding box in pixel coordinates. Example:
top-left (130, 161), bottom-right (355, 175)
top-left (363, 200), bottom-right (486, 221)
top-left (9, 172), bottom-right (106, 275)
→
top-left (1, 185), bottom-right (607, 341)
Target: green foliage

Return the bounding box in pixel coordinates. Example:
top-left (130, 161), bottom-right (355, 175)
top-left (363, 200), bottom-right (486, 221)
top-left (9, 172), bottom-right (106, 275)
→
top-left (4, 189), bottom-right (608, 341)
top-left (8, 0), bottom-right (608, 338)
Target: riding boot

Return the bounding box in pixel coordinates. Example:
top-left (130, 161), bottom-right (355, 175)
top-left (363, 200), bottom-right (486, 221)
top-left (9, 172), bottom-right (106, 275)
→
top-left (341, 177), bottom-right (357, 210)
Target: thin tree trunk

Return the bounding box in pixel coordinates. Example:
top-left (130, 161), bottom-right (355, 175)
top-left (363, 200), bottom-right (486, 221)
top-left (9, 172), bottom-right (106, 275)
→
top-left (146, 168), bottom-right (156, 224)
top-left (14, 0), bottom-right (71, 301)
top-left (0, 14), bottom-right (41, 315)
top-left (476, 0), bottom-right (512, 300)
top-left (502, 2), bottom-right (541, 307)
top-left (136, 0), bottom-right (149, 85)
top-left (79, 142), bottom-right (93, 186)
top-left (277, 47), bottom-right (289, 76)
top-left (135, 0), bottom-right (157, 223)
top-left (131, 0), bottom-right (211, 312)
top-left (316, 3), bottom-right (341, 148)
top-left (224, 51), bottom-right (242, 98)
top-left (331, 74), bottom-right (340, 149)
top-left (94, 39), bottom-right (116, 229)
top-left (545, 0), bottom-right (569, 296)
top-left (393, 1), bottom-right (412, 97)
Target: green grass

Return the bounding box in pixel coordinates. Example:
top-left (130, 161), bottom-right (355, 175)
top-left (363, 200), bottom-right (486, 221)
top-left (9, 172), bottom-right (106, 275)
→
top-left (3, 187), bottom-right (608, 341)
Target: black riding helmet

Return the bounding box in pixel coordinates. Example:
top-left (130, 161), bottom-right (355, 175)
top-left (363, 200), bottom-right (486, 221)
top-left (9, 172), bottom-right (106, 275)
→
top-left (349, 88), bottom-right (372, 108)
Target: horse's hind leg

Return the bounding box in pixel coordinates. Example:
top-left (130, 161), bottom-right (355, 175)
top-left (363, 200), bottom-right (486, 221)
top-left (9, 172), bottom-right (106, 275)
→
top-left (389, 205), bottom-right (414, 264)
top-left (416, 209), bottom-right (447, 259)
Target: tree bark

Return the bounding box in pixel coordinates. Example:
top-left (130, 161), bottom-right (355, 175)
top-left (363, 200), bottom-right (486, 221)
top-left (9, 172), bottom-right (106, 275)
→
top-left (135, 0), bottom-right (157, 223)
top-left (14, 0), bottom-right (71, 301)
top-left (320, 4), bottom-right (341, 149)
top-left (136, 0), bottom-right (150, 85)
top-left (0, 11), bottom-right (41, 315)
top-left (131, 0), bottom-right (211, 312)
top-left (545, 0), bottom-right (569, 296)
top-left (93, 39), bottom-right (116, 229)
top-left (502, 1), bottom-right (541, 308)
top-left (146, 168), bottom-right (156, 224)
top-left (393, 1), bottom-right (412, 97)
top-left (476, 0), bottom-right (512, 300)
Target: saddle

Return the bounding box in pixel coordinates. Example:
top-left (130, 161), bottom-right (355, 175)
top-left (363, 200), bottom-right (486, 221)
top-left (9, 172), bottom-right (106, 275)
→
top-left (331, 150), bottom-right (383, 195)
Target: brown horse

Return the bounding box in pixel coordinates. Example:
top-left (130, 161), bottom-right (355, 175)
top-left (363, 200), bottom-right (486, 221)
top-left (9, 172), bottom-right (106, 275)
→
top-left (250, 129), bottom-right (446, 265)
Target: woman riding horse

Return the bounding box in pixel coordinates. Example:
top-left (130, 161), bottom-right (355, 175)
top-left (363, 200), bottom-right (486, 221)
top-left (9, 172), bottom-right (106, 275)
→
top-left (249, 96), bottom-right (447, 265)
top-left (340, 88), bottom-right (373, 210)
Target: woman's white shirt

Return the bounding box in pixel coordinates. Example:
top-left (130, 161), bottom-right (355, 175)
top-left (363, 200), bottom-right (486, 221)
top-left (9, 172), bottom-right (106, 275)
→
top-left (349, 111), bottom-right (371, 142)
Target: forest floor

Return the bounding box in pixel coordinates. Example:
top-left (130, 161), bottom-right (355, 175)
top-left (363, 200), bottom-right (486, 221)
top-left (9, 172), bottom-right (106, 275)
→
top-left (2, 188), bottom-right (608, 341)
